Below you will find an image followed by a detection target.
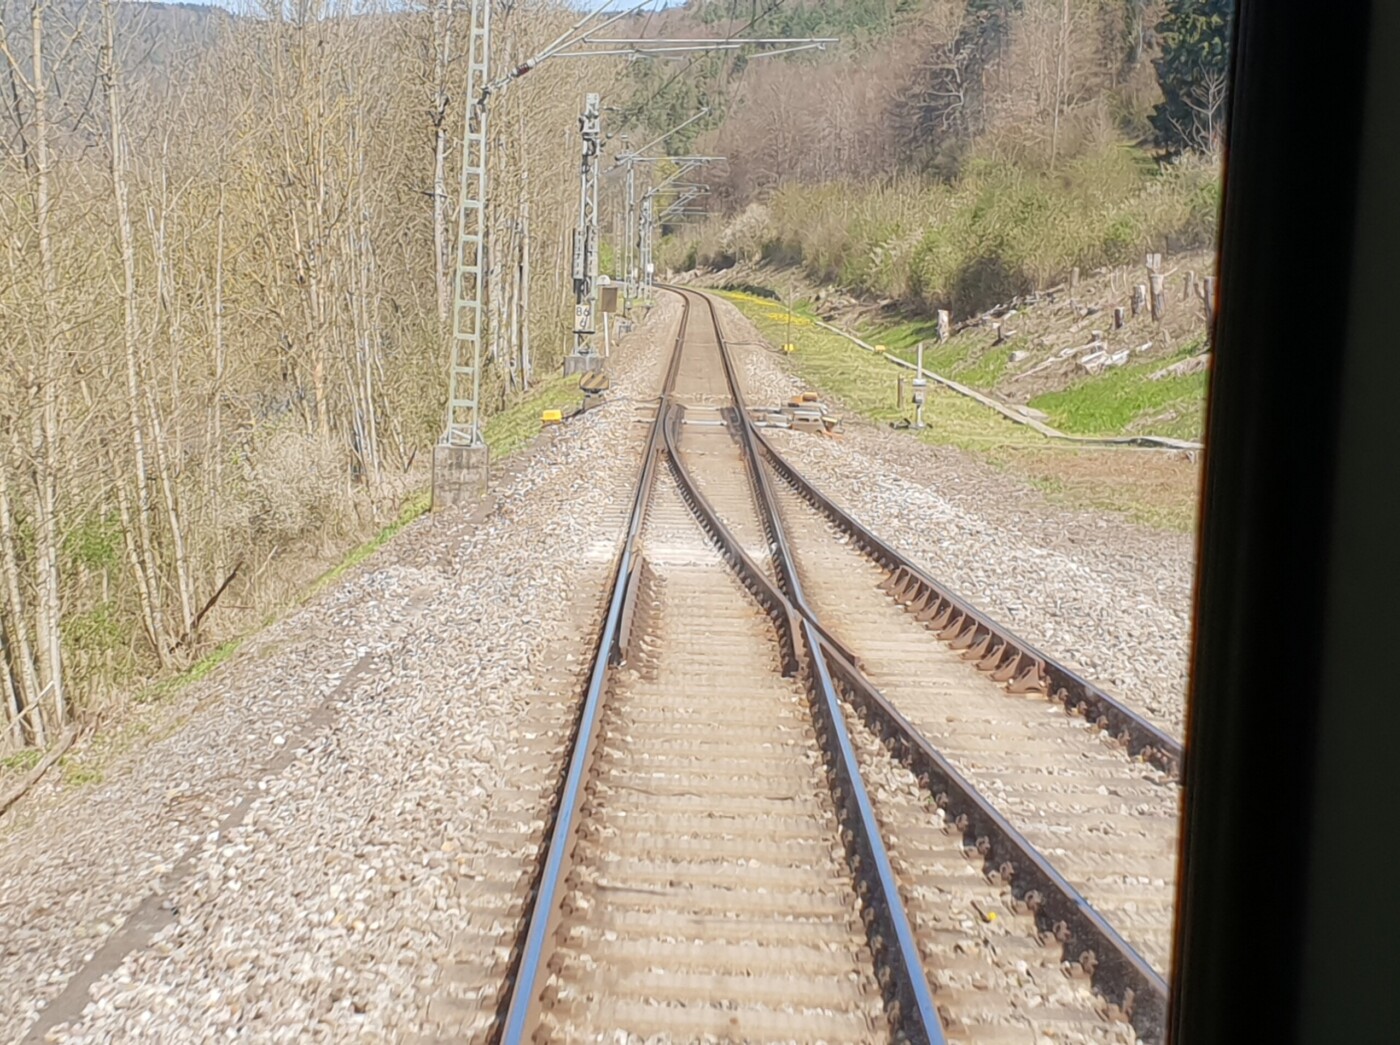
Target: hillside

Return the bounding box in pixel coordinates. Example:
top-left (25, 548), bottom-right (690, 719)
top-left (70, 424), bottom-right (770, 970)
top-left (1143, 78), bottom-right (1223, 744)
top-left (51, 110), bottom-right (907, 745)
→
top-left (615, 0), bottom-right (1227, 319)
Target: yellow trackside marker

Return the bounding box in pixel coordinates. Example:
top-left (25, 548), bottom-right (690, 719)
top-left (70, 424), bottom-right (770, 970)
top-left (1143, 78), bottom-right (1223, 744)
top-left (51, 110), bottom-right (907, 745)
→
top-left (782, 343), bottom-right (797, 354)
top-left (541, 409), bottom-right (563, 425)
top-left (874, 344), bottom-right (887, 353)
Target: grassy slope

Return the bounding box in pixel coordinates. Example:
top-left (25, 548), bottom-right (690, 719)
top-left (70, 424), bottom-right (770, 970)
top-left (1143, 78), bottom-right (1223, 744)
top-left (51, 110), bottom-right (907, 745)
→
top-left (847, 310), bottom-right (1206, 443)
top-left (1030, 351), bottom-right (1207, 441)
top-left (729, 291), bottom-right (1039, 450)
top-left (719, 290), bottom-right (1200, 532)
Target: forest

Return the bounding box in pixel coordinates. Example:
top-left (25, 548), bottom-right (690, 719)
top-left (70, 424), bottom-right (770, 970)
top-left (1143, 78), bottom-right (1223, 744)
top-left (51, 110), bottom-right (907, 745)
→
top-left (644, 0), bottom-right (1231, 314)
top-left (0, 0), bottom-right (611, 749)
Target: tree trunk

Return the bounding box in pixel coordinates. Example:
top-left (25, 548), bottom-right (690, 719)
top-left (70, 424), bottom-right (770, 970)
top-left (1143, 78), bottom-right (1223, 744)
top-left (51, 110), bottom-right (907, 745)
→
top-left (28, 0), bottom-right (65, 728)
top-left (0, 456), bottom-right (44, 747)
top-left (102, 0), bottom-right (169, 663)
top-left (1150, 272), bottom-right (1167, 322)
top-left (431, 0), bottom-right (454, 327)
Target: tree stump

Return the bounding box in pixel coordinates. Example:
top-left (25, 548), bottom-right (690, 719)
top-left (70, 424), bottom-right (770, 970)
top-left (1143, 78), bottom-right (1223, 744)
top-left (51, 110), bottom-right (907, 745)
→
top-left (1132, 284), bottom-right (1148, 317)
top-left (1149, 273), bottom-right (1167, 322)
top-left (936, 309), bottom-right (950, 343)
top-left (1113, 306), bottom-right (1126, 330)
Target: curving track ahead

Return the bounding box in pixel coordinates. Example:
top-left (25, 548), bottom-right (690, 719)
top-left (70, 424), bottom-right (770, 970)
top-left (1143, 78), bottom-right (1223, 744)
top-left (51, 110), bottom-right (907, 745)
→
top-left (492, 288), bottom-right (1181, 1044)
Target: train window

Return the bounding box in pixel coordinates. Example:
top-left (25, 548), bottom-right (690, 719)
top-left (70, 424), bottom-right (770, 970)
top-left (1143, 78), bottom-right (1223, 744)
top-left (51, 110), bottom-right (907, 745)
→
top-left (10, 2), bottom-right (1390, 1043)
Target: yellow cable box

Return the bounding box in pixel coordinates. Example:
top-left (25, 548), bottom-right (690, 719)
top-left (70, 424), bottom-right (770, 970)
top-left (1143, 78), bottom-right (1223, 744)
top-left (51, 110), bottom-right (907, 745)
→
top-left (541, 409), bottom-right (563, 424)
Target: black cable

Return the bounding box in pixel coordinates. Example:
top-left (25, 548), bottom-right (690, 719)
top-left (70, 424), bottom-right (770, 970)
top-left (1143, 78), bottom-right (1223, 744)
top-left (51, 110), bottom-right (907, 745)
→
top-left (617, 0), bottom-right (791, 132)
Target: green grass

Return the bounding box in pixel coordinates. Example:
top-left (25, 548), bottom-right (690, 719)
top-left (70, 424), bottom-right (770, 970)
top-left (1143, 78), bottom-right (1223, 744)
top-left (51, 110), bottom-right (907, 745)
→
top-left (136, 639), bottom-right (244, 706)
top-left (59, 756), bottom-right (104, 787)
top-left (850, 314), bottom-right (1014, 393)
top-left (717, 291), bottom-right (1037, 452)
top-left (1029, 345), bottom-right (1208, 438)
top-left (958, 343), bottom-right (1011, 389)
top-left (717, 290), bottom-right (1200, 532)
top-left (484, 372), bottom-right (583, 459)
top-left (1, 748), bottom-right (41, 772)
top-left (854, 316), bottom-right (943, 354)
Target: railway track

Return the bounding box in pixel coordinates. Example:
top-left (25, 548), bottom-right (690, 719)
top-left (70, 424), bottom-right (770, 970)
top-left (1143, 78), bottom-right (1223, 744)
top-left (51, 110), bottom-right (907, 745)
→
top-left (491, 288), bottom-right (1181, 1043)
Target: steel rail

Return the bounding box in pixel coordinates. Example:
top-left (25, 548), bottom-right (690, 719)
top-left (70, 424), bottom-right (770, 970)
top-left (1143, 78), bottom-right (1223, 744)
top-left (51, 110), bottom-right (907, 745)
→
top-left (667, 286), bottom-right (944, 1038)
top-left (499, 292), bottom-right (933, 1043)
top-left (685, 286), bottom-right (1171, 1042)
top-left (494, 298), bottom-right (687, 1044)
top-left (660, 404), bottom-right (944, 1044)
top-left (753, 429), bottom-right (1184, 779)
top-left (820, 639), bottom-right (1171, 1042)
top-left (689, 286), bottom-right (1182, 776)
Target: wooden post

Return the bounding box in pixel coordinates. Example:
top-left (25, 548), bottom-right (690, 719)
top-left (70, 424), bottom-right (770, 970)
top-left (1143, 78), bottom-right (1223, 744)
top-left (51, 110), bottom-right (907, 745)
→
top-left (1070, 266), bottom-right (1080, 290)
top-left (1203, 276), bottom-right (1218, 326)
top-left (1186, 270), bottom-right (1198, 301)
top-left (1113, 306), bottom-right (1126, 330)
top-left (1132, 284), bottom-right (1148, 317)
top-left (1146, 252), bottom-right (1162, 273)
top-left (992, 322), bottom-right (1004, 346)
top-left (897, 376), bottom-right (906, 408)
top-left (1149, 273), bottom-right (1167, 322)
top-left (936, 309), bottom-right (950, 343)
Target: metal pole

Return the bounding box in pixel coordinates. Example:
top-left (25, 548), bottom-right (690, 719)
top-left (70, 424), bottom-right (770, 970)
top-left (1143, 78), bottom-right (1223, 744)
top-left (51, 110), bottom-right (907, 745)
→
top-left (444, 0), bottom-right (491, 447)
top-left (624, 155), bottom-right (636, 311)
top-left (913, 341), bottom-right (927, 429)
top-left (519, 167), bottom-right (531, 387)
top-left (572, 92), bottom-right (601, 356)
top-left (640, 195), bottom-right (654, 295)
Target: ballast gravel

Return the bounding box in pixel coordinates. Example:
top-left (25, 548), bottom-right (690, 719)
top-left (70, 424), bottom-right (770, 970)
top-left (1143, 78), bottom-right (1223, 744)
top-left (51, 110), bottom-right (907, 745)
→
top-left (0, 299), bottom-right (675, 1043)
top-left (708, 294), bottom-right (1195, 736)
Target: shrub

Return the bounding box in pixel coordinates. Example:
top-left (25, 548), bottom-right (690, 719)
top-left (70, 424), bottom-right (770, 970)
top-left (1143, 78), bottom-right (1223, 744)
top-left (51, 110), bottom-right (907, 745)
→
top-left (663, 140), bottom-right (1220, 318)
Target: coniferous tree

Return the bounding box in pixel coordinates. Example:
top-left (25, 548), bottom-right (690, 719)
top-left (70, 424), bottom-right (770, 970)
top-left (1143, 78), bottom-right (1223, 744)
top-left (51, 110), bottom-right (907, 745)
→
top-left (1151, 0), bottom-right (1233, 153)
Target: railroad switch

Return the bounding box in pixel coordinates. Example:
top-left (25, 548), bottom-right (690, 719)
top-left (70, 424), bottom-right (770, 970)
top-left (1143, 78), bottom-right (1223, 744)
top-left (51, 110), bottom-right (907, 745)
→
top-left (784, 392), bottom-right (842, 434)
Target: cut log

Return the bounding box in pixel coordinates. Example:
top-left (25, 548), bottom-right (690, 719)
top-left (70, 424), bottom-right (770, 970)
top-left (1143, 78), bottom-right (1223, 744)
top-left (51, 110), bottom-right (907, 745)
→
top-left (0, 726), bottom-right (80, 818)
top-left (1132, 284), bottom-right (1148, 317)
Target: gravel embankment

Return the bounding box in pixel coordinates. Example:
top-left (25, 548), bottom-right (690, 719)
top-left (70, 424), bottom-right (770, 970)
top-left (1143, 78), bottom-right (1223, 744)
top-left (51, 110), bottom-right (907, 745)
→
top-left (710, 294), bottom-right (1195, 736)
top-left (0, 299), bottom-right (675, 1043)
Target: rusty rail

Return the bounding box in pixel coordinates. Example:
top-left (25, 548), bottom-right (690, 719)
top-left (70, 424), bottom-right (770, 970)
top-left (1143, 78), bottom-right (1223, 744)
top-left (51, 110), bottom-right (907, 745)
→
top-left (683, 285), bottom-right (1172, 1042)
top-left (754, 429), bottom-right (1184, 779)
